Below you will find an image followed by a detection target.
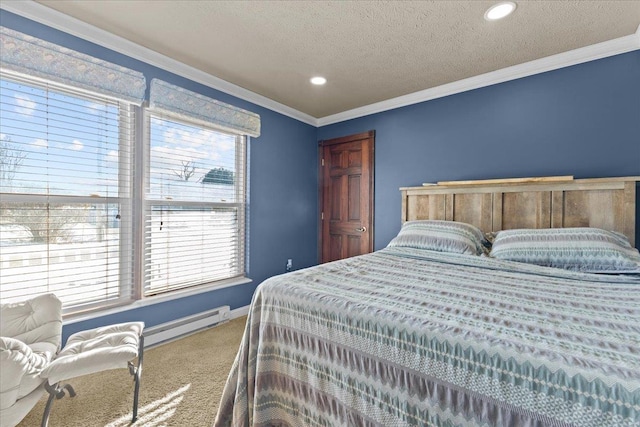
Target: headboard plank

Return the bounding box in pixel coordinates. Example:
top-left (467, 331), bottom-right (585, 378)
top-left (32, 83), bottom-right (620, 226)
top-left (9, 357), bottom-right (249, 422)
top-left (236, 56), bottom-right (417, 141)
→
top-left (492, 193), bottom-right (503, 232)
top-left (550, 191), bottom-right (564, 228)
top-left (401, 177), bottom-right (640, 246)
top-left (501, 191), bottom-right (551, 229)
top-left (623, 181), bottom-right (636, 242)
top-left (448, 193), bottom-right (492, 229)
top-left (407, 194), bottom-right (446, 221)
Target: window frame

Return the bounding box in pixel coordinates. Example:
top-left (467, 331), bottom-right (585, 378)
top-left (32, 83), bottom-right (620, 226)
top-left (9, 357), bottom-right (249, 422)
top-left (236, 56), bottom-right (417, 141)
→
top-left (141, 109), bottom-right (248, 297)
top-left (0, 72), bottom-right (250, 316)
top-left (0, 72), bottom-right (136, 314)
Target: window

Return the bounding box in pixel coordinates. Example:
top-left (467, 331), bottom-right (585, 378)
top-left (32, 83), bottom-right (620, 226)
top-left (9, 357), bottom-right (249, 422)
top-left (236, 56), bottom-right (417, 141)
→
top-left (0, 73), bottom-right (134, 312)
top-left (0, 29), bottom-right (258, 316)
top-left (144, 113), bottom-right (246, 295)
top-left (0, 73), bottom-right (249, 313)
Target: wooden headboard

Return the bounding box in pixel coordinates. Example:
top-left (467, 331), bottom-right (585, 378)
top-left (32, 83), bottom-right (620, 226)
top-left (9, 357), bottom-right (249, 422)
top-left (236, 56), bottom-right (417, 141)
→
top-left (400, 176), bottom-right (640, 246)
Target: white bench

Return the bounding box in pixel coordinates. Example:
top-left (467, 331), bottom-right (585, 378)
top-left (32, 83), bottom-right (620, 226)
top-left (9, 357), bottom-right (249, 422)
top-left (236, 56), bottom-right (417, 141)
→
top-left (40, 322), bottom-right (144, 426)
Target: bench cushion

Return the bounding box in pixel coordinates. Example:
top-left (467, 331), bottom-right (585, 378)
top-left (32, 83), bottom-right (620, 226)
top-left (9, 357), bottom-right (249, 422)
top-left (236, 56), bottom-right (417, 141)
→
top-left (41, 322), bottom-right (143, 385)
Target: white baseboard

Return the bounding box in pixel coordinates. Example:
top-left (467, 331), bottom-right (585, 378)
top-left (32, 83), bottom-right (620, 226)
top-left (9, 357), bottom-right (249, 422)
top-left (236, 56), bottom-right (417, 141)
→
top-left (145, 304), bottom-right (250, 348)
top-left (230, 305), bottom-right (250, 319)
top-left (144, 305), bottom-right (231, 347)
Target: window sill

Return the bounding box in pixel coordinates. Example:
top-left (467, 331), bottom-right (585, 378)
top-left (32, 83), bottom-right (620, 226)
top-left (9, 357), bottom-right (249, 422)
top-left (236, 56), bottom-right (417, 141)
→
top-left (64, 276), bottom-right (253, 325)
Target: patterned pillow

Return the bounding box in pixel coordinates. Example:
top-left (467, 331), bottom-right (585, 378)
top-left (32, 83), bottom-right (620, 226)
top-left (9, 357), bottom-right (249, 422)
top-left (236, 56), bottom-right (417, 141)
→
top-left (387, 220), bottom-right (487, 255)
top-left (489, 227), bottom-right (640, 273)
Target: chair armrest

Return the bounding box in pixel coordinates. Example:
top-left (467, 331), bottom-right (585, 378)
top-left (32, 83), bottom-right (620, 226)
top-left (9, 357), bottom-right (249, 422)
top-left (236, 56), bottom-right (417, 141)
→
top-left (0, 337), bottom-right (48, 410)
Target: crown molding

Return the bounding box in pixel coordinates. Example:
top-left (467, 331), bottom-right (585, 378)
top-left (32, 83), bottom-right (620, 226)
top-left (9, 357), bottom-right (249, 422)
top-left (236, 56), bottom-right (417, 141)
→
top-left (317, 29), bottom-right (640, 126)
top-left (2, 1), bottom-right (638, 129)
top-left (0, 0), bottom-right (318, 127)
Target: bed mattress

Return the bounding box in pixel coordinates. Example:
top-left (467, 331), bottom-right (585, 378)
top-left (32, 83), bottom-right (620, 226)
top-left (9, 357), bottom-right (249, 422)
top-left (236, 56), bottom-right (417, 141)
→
top-left (214, 247), bottom-right (640, 427)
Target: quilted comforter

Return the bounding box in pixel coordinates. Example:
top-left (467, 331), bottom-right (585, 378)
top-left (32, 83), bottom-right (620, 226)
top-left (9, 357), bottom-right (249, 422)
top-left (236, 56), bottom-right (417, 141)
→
top-left (214, 247), bottom-right (640, 427)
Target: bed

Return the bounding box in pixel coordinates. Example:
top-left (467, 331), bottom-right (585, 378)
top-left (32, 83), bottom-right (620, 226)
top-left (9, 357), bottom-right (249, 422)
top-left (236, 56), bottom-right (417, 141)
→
top-left (214, 176), bottom-right (640, 427)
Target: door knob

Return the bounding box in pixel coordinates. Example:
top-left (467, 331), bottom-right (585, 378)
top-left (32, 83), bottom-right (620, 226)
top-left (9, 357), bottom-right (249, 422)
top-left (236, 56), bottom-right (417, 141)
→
top-left (356, 226), bottom-right (367, 232)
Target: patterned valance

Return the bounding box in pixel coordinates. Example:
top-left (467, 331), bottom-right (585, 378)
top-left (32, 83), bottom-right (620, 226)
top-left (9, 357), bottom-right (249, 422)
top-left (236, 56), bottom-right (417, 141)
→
top-left (0, 27), bottom-right (146, 104)
top-left (149, 79), bottom-right (261, 138)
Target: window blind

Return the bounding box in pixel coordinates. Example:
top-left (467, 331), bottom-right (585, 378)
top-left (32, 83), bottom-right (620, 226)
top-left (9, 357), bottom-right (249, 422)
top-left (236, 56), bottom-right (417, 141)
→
top-left (0, 72), bottom-right (135, 312)
top-left (143, 113), bottom-right (246, 296)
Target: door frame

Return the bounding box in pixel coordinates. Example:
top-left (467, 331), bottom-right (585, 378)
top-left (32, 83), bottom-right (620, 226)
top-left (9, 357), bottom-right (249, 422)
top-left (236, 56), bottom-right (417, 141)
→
top-left (318, 130), bottom-right (375, 263)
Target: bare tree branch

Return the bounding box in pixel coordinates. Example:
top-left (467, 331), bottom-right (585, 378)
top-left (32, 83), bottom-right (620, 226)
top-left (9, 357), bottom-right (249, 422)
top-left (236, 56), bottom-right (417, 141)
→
top-left (0, 136), bottom-right (28, 185)
top-left (171, 160), bottom-right (196, 181)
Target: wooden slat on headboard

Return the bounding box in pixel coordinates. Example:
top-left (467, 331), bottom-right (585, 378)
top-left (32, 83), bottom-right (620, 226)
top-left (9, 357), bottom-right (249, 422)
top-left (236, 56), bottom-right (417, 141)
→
top-left (400, 177), bottom-right (640, 246)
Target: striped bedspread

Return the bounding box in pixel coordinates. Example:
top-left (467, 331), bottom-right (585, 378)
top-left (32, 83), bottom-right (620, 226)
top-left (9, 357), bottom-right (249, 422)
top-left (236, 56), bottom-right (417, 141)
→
top-left (214, 247), bottom-right (640, 427)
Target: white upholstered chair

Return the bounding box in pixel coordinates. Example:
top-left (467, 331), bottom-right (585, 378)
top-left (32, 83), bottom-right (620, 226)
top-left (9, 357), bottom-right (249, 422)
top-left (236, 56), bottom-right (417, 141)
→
top-left (0, 294), bottom-right (62, 427)
top-left (0, 294), bottom-right (144, 427)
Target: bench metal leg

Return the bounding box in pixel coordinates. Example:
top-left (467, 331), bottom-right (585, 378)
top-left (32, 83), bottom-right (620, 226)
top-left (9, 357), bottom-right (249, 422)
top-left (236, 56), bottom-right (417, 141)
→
top-left (42, 382), bottom-right (76, 427)
top-left (41, 336), bottom-right (141, 426)
top-left (128, 333), bottom-right (144, 423)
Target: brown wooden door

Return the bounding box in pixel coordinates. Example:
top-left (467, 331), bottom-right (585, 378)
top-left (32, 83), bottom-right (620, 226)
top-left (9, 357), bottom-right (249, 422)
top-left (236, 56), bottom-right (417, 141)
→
top-left (319, 131), bottom-right (374, 263)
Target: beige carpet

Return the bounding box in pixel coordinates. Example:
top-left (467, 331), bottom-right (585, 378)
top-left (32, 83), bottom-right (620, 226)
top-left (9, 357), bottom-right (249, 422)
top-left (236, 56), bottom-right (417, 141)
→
top-left (18, 316), bottom-right (246, 427)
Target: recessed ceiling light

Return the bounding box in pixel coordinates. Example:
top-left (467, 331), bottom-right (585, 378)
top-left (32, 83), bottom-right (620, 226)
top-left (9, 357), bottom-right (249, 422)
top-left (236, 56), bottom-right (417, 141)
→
top-left (484, 1), bottom-right (516, 21)
top-left (310, 76), bottom-right (327, 85)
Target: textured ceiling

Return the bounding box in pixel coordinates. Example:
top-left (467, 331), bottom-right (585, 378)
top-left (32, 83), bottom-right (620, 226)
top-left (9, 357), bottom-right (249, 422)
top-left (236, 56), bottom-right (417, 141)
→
top-left (34, 1), bottom-right (640, 118)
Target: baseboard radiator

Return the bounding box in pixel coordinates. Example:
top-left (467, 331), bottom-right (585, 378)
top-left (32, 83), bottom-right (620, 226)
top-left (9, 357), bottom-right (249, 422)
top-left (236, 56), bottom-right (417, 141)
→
top-left (144, 305), bottom-right (231, 347)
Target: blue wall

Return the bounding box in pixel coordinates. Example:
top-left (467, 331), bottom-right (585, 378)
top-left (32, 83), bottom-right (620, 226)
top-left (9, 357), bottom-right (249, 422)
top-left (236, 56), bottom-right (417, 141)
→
top-left (318, 51), bottom-right (640, 250)
top-left (0, 10), bottom-right (319, 340)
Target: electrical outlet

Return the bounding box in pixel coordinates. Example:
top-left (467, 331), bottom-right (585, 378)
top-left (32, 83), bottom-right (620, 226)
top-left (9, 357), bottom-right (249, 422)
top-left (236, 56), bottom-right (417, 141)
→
top-left (286, 259), bottom-right (293, 272)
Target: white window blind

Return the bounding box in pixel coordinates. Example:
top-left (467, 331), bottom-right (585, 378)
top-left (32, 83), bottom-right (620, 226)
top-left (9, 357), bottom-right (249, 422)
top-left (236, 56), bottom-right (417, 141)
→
top-left (0, 72), bottom-right (135, 312)
top-left (144, 113), bottom-right (246, 296)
